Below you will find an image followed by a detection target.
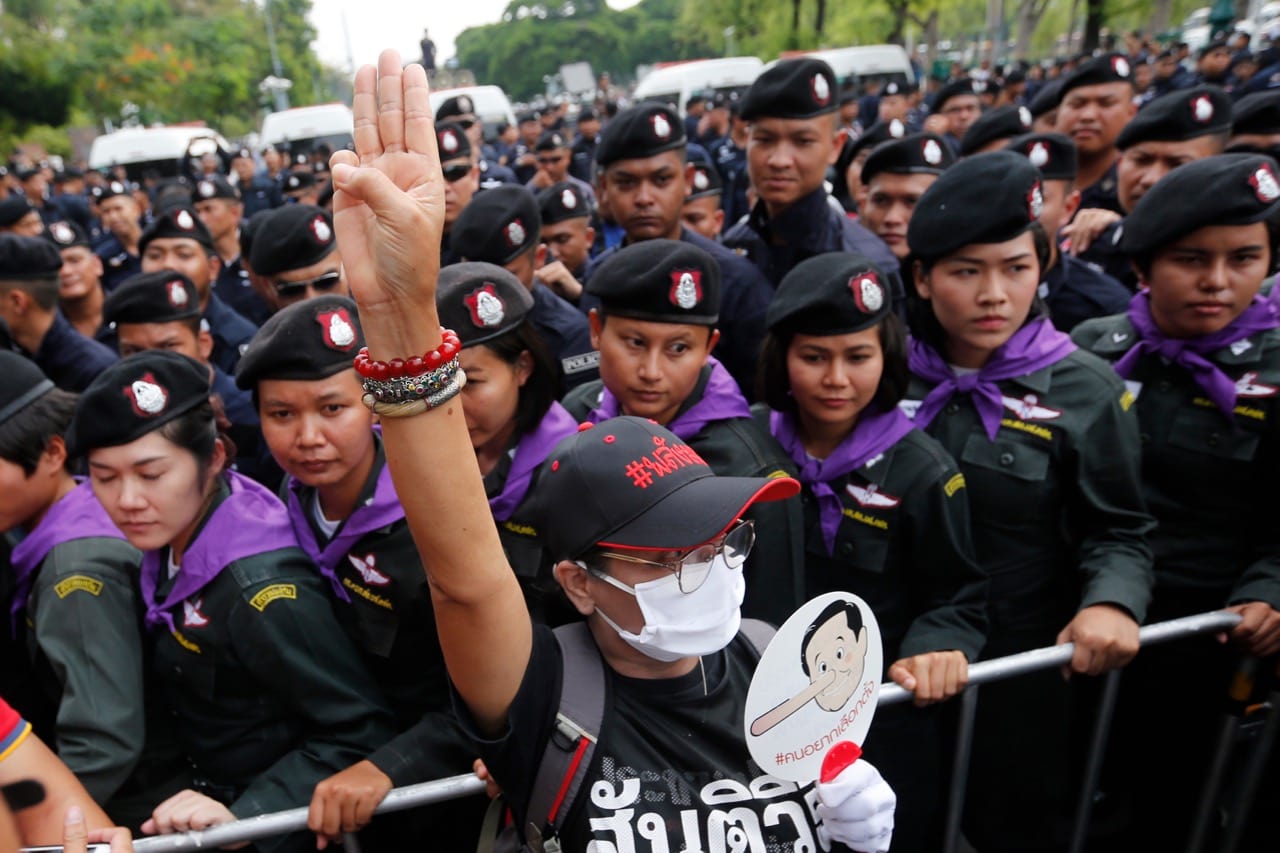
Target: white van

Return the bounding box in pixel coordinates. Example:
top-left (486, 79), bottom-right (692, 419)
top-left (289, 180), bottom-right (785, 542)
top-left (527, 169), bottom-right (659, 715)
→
top-left (770, 44), bottom-right (915, 88)
top-left (428, 85), bottom-right (517, 142)
top-left (633, 57), bottom-right (764, 114)
top-left (260, 103), bottom-right (354, 154)
top-left (88, 125), bottom-right (232, 182)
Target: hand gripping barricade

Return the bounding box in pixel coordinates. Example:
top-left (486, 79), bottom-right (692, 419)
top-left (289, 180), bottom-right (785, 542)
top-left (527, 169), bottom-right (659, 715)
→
top-left (130, 610), bottom-right (1273, 853)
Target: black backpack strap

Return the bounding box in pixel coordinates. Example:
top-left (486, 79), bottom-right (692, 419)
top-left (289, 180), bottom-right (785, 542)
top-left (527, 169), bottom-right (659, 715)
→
top-left (738, 618), bottom-right (777, 659)
top-left (520, 622), bottom-right (607, 851)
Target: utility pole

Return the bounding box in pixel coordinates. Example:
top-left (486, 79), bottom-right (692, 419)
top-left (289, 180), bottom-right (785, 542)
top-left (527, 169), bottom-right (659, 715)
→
top-left (263, 0), bottom-right (292, 111)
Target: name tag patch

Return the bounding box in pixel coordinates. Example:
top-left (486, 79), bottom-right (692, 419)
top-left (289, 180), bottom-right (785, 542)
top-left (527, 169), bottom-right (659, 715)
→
top-left (54, 575), bottom-right (103, 599)
top-left (249, 583), bottom-right (296, 611)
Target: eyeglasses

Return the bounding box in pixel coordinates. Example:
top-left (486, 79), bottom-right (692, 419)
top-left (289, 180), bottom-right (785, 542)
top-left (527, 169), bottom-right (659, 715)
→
top-left (273, 270), bottom-right (342, 299)
top-left (596, 519), bottom-right (755, 593)
top-left (442, 163), bottom-right (472, 183)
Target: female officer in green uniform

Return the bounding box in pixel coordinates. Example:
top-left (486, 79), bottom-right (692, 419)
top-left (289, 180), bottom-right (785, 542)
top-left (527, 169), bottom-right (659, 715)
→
top-left (436, 262), bottom-right (579, 625)
top-left (902, 151), bottom-right (1155, 853)
top-left (757, 251), bottom-right (988, 851)
top-left (66, 351), bottom-right (394, 853)
top-left (0, 351), bottom-right (186, 829)
top-left (1071, 152), bottom-right (1280, 849)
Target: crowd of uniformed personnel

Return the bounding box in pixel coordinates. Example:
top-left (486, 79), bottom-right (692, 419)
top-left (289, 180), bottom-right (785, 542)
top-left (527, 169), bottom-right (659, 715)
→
top-left (0, 37), bottom-right (1278, 853)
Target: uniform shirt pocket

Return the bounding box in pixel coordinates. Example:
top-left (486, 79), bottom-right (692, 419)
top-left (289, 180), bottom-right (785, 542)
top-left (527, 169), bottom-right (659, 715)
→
top-left (959, 433), bottom-right (1052, 482)
top-left (1167, 408), bottom-right (1261, 462)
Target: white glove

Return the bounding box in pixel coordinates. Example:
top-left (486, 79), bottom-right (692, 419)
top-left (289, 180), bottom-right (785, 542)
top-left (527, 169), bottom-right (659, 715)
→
top-left (815, 758), bottom-right (895, 853)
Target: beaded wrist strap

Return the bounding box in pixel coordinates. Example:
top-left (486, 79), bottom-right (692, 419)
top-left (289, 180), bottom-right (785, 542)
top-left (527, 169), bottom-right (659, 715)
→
top-left (354, 328), bottom-right (466, 416)
top-left (367, 371), bottom-right (467, 418)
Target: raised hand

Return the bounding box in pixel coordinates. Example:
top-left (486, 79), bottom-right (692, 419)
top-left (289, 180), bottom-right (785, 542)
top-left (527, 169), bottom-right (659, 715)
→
top-left (329, 50), bottom-right (445, 333)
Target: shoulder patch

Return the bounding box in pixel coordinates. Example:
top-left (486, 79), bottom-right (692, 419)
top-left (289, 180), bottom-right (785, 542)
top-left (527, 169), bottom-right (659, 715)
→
top-left (249, 583), bottom-right (297, 612)
top-left (1120, 388), bottom-right (1136, 411)
top-left (54, 575), bottom-right (103, 599)
top-left (943, 473), bottom-right (966, 497)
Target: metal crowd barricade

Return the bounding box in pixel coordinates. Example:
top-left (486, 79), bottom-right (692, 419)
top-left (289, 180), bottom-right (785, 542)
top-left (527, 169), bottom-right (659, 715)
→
top-left (132, 610), bottom-right (1262, 853)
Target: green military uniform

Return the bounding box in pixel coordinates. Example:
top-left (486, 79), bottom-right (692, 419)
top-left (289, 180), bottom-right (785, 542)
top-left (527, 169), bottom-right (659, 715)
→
top-left (905, 349), bottom-right (1154, 852)
top-left (151, 479), bottom-right (394, 853)
top-left (564, 367), bottom-right (804, 622)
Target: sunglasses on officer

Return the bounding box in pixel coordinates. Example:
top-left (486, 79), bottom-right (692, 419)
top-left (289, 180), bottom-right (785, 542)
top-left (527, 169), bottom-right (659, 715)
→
top-left (273, 270), bottom-right (342, 300)
top-left (442, 163), bottom-right (473, 183)
top-left (588, 519), bottom-right (755, 594)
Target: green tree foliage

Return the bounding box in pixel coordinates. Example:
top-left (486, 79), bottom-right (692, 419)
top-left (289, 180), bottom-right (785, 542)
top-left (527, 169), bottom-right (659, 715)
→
top-left (0, 0), bottom-right (330, 140)
top-left (456, 0), bottom-right (716, 101)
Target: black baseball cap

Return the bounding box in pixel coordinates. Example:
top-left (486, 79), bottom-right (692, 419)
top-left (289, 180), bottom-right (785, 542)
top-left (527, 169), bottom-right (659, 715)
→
top-left (531, 416), bottom-right (798, 559)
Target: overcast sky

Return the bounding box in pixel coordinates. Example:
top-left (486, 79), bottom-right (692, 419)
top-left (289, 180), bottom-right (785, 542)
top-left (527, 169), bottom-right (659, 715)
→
top-left (309, 0), bottom-right (643, 74)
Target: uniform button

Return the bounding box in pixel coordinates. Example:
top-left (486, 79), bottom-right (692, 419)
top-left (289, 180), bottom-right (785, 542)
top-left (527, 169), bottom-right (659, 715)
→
top-left (1207, 433), bottom-right (1220, 447)
top-left (839, 543), bottom-right (854, 558)
top-left (946, 404), bottom-right (960, 414)
top-left (999, 452), bottom-right (1015, 466)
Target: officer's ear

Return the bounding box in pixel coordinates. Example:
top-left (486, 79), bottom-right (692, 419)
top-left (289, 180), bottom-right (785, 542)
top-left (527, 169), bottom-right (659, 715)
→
top-left (41, 435), bottom-right (68, 477)
top-left (206, 253), bottom-right (221, 283)
top-left (684, 163), bottom-right (697, 199)
top-left (828, 125), bottom-right (849, 166)
top-left (588, 308), bottom-right (603, 349)
top-left (553, 560), bottom-right (597, 616)
top-left (197, 328), bottom-right (214, 362)
top-left (534, 243), bottom-right (548, 268)
top-left (913, 260), bottom-right (932, 299)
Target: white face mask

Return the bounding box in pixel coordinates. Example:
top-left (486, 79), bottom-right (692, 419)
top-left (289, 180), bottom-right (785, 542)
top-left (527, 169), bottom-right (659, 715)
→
top-left (583, 554), bottom-right (745, 663)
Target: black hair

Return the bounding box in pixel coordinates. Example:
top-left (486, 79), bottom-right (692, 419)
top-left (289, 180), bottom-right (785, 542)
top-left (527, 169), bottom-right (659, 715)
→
top-left (479, 320), bottom-right (561, 435)
top-left (0, 388), bottom-right (77, 475)
top-left (0, 276), bottom-right (60, 312)
top-left (1129, 215), bottom-right (1280, 280)
top-left (799, 600), bottom-right (864, 677)
top-left (156, 399), bottom-right (237, 485)
top-left (756, 313), bottom-right (909, 415)
top-left (905, 221), bottom-right (1053, 353)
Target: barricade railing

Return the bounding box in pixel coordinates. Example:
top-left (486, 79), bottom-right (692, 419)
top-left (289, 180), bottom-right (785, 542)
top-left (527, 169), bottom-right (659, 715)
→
top-left (131, 610), bottom-right (1263, 853)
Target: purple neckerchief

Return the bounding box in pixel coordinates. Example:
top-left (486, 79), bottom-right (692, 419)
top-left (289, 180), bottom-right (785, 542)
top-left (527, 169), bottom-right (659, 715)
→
top-left (489, 401), bottom-right (579, 521)
top-left (770, 407), bottom-right (915, 555)
top-left (909, 318), bottom-right (1077, 440)
top-left (140, 471), bottom-right (298, 633)
top-left (9, 480), bottom-right (126, 635)
top-left (1115, 292), bottom-right (1280, 418)
top-left (587, 356), bottom-right (752, 440)
top-left (286, 456), bottom-right (406, 602)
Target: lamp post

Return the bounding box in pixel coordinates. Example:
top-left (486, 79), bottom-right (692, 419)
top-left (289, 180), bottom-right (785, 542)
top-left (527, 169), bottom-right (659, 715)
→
top-left (262, 0), bottom-right (291, 111)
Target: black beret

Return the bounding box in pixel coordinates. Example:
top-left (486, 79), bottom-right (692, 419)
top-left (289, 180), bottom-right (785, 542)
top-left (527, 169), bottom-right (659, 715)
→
top-left (535, 131), bottom-right (568, 152)
top-left (436, 262), bottom-right (534, 346)
top-left (293, 153), bottom-right (311, 167)
top-left (1121, 153), bottom-right (1280, 256)
top-left (1059, 53), bottom-right (1134, 101)
top-left (687, 162), bottom-right (724, 200)
top-left (14, 167), bottom-right (39, 182)
top-left (103, 271), bottom-right (202, 325)
top-left (435, 94), bottom-right (477, 120)
top-left (44, 219), bottom-right (91, 249)
top-left (585, 239), bottom-right (720, 325)
top-left (235, 295), bottom-right (362, 388)
top-left (861, 133), bottom-right (955, 184)
top-left (282, 170), bottom-right (317, 193)
top-left (0, 234), bottom-right (62, 280)
top-left (537, 181), bottom-right (590, 224)
top-left (767, 252), bottom-right (892, 335)
top-left (881, 79), bottom-right (914, 97)
top-left (0, 196), bottom-right (35, 228)
top-left (239, 208), bottom-right (274, 270)
top-left (908, 151), bottom-right (1043, 260)
top-left (95, 180), bottom-right (134, 202)
top-left (577, 107), bottom-right (598, 122)
top-left (139, 207), bottom-right (214, 256)
top-left (1004, 132), bottom-right (1078, 181)
top-left (54, 168), bottom-right (83, 183)
top-left (194, 174), bottom-right (240, 202)
top-left (1028, 78), bottom-right (1065, 119)
top-left (249, 204), bottom-right (336, 277)
top-left (848, 119), bottom-right (910, 163)
top-left (595, 103), bottom-right (686, 166)
top-left (687, 93), bottom-right (707, 106)
top-left (0, 351), bottom-right (54, 426)
top-left (1198, 39), bottom-right (1230, 59)
top-left (232, 147), bottom-right (254, 160)
top-left (932, 79), bottom-right (977, 113)
top-left (451, 185), bottom-right (540, 265)
top-left (740, 58), bottom-right (838, 121)
top-left (435, 121), bottom-right (472, 162)
top-left (1232, 91), bottom-right (1280, 136)
top-left (1117, 85), bottom-right (1232, 149)
top-left (517, 111), bottom-right (539, 125)
top-left (959, 104), bottom-right (1033, 155)
top-left (67, 351), bottom-right (210, 456)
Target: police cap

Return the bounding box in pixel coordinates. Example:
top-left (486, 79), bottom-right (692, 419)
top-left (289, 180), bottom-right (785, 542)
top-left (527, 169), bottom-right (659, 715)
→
top-left (0, 197), bottom-right (35, 228)
top-left (235, 295), bottom-right (363, 389)
top-left (139, 207), bottom-right (215, 256)
top-left (249, 204), bottom-right (337, 277)
top-left (44, 220), bottom-right (91, 250)
top-left (740, 58), bottom-right (838, 121)
top-left (1121, 153), bottom-right (1280, 256)
top-left (435, 94), bottom-right (477, 121)
top-left (959, 104), bottom-right (1033, 155)
top-left (535, 131), bottom-right (568, 152)
top-left (451, 185), bottom-right (540, 265)
top-left (67, 351), bottom-right (211, 456)
top-left (195, 174), bottom-right (240, 202)
top-left (0, 234), bottom-right (62, 280)
top-left (283, 170), bottom-right (317, 193)
top-left (1004, 132), bottom-right (1078, 182)
top-left (595, 103), bottom-right (686, 166)
top-left (861, 133), bottom-right (955, 185)
top-left (687, 162), bottom-right (724, 200)
top-left (1116, 85), bottom-right (1232, 150)
top-left (436, 262), bottom-right (534, 347)
top-left (104, 272), bottom-right (201, 326)
top-left (1058, 53), bottom-right (1134, 103)
top-left (767, 252), bottom-right (892, 336)
top-left (908, 151), bottom-right (1044, 259)
top-left (585, 239), bottom-right (720, 325)
top-left (537, 182), bottom-right (590, 224)
top-left (1232, 90), bottom-right (1280, 136)
top-left (95, 180), bottom-right (134, 202)
top-left (932, 79), bottom-right (977, 114)
top-left (1028, 78), bottom-right (1065, 119)
top-left (436, 121), bottom-right (472, 162)
top-left (0, 351), bottom-right (54, 426)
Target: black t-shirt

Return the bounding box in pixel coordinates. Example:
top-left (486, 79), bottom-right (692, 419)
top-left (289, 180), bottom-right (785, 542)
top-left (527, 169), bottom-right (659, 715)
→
top-left (461, 625), bottom-right (852, 851)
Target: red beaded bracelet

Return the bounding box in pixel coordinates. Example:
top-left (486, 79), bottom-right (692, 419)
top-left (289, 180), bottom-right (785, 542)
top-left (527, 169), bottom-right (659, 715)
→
top-left (353, 328), bottom-right (462, 380)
